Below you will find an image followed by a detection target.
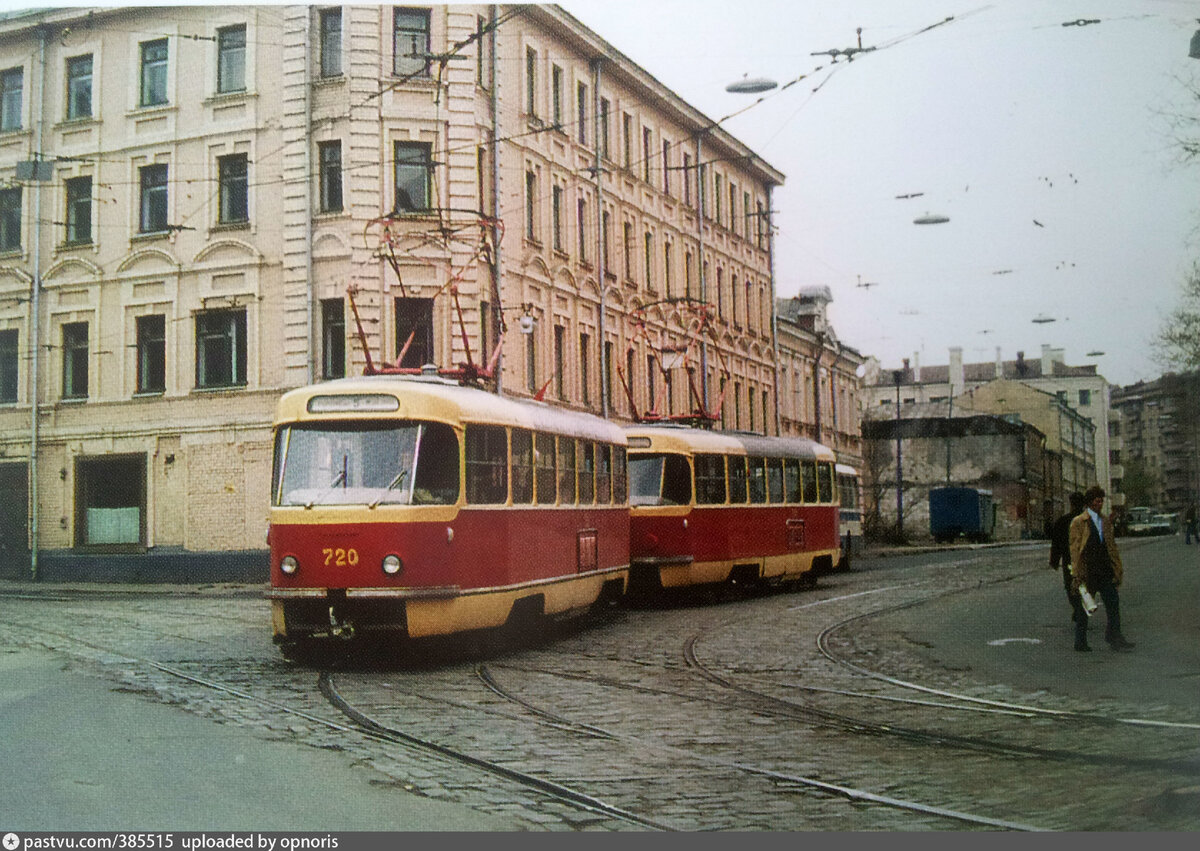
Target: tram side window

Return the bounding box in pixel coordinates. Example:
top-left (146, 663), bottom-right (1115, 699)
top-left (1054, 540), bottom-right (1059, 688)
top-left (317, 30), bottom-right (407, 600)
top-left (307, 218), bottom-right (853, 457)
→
top-left (767, 458), bottom-right (784, 504)
top-left (748, 457), bottom-right (767, 504)
top-left (695, 453), bottom-right (726, 504)
top-left (800, 460), bottom-right (817, 504)
top-left (535, 432), bottom-right (556, 504)
top-left (559, 437), bottom-right (577, 504)
top-left (578, 440), bottom-right (595, 504)
top-left (817, 461), bottom-right (834, 503)
top-left (511, 428), bottom-right (533, 504)
top-left (783, 458), bottom-right (801, 504)
top-left (839, 475), bottom-right (859, 510)
top-left (466, 424), bottom-right (508, 504)
top-left (613, 446), bottom-right (628, 504)
top-left (728, 455), bottom-right (748, 504)
top-left (412, 422), bottom-right (460, 504)
top-left (596, 443), bottom-right (612, 504)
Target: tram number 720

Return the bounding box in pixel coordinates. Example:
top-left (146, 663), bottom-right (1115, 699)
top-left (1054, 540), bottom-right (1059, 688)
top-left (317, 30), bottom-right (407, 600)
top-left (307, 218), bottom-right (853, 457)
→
top-left (323, 547), bottom-right (360, 567)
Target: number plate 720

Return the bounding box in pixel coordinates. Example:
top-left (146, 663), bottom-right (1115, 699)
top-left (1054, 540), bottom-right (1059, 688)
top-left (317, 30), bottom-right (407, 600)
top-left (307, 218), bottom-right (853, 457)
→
top-left (323, 547), bottom-right (360, 567)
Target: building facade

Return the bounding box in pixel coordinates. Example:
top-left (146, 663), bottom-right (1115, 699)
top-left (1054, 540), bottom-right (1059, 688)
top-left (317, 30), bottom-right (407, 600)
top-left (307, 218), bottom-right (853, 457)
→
top-left (0, 5), bottom-right (784, 580)
top-left (862, 344), bottom-right (1117, 509)
top-left (1111, 371), bottom-right (1200, 513)
top-left (774, 288), bottom-right (864, 471)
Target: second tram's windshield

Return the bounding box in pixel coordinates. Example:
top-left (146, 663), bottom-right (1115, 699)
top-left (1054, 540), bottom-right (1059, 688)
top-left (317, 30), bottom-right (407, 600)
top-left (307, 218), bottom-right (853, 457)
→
top-left (273, 420), bottom-right (459, 507)
top-left (628, 453), bottom-right (692, 506)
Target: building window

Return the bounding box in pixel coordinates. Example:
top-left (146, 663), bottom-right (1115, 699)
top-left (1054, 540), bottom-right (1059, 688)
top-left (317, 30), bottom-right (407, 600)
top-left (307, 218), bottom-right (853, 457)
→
top-left (66, 55), bottom-right (93, 120)
top-left (599, 98), bottom-right (610, 159)
top-left (77, 455), bottom-right (146, 548)
top-left (136, 314), bottom-right (166, 394)
top-left (319, 8), bottom-right (342, 77)
top-left (601, 210), bottom-right (611, 267)
top-left (577, 81), bottom-right (588, 145)
top-left (551, 65), bottom-right (563, 128)
top-left (195, 309), bottom-right (246, 388)
top-left (318, 141), bottom-right (343, 213)
top-left (622, 113), bottom-right (632, 170)
top-left (0, 329), bottom-right (18, 403)
top-left (393, 7), bottom-right (430, 77)
top-left (554, 324), bottom-right (566, 401)
top-left (525, 327), bottom-right (537, 393)
top-left (576, 197), bottom-right (587, 262)
top-left (664, 242), bottom-right (673, 297)
top-left (393, 142), bottom-right (431, 212)
top-left (1079, 389), bottom-right (1092, 406)
top-left (217, 154), bottom-right (248, 224)
top-left (139, 39), bottom-right (168, 107)
top-left (0, 187), bottom-right (21, 251)
top-left (62, 322), bottom-right (89, 399)
top-left (395, 297), bottom-right (434, 369)
top-left (662, 139), bottom-right (671, 195)
top-left (579, 332), bottom-right (590, 405)
top-left (622, 221), bottom-right (633, 280)
top-left (642, 126), bottom-right (652, 183)
top-left (551, 185), bottom-right (563, 252)
top-left (643, 231), bottom-right (654, 291)
top-left (0, 67), bottom-right (22, 132)
top-left (683, 153), bottom-right (692, 206)
top-left (321, 298), bottom-right (345, 379)
top-left (216, 24), bottom-right (246, 94)
top-left (139, 164), bottom-right (168, 233)
top-left (524, 169), bottom-right (538, 242)
top-left (525, 47), bottom-right (537, 118)
top-left (64, 176), bottom-right (92, 245)
top-left (475, 15), bottom-right (494, 90)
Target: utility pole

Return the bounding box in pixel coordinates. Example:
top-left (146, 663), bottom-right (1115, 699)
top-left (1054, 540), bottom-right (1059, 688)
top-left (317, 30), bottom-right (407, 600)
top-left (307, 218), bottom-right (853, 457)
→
top-left (893, 369), bottom-right (904, 541)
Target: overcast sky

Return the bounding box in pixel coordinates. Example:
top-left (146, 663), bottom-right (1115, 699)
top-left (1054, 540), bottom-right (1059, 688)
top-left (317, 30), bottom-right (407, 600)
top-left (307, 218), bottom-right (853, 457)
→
top-left (559, 0), bottom-right (1200, 386)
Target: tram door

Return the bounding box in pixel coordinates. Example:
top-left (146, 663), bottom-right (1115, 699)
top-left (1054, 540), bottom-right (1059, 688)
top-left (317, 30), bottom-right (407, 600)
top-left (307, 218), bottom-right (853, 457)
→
top-left (0, 462), bottom-right (29, 579)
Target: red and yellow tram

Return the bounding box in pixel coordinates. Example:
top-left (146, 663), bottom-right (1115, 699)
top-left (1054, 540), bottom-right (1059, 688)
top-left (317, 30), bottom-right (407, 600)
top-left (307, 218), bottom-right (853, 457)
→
top-left (267, 374), bottom-right (629, 655)
top-left (625, 425), bottom-right (841, 593)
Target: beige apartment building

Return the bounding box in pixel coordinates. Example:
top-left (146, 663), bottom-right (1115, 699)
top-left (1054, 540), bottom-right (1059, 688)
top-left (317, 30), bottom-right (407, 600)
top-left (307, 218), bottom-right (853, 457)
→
top-left (0, 5), bottom-right (784, 579)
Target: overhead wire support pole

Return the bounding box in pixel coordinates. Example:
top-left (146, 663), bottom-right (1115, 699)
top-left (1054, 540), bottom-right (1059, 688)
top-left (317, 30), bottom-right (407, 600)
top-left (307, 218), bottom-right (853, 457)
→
top-left (592, 56), bottom-right (608, 418)
top-left (29, 25), bottom-right (48, 581)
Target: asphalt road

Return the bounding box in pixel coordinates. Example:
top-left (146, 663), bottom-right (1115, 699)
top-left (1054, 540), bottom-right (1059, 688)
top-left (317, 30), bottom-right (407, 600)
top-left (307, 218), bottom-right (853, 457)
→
top-left (860, 535), bottom-right (1200, 707)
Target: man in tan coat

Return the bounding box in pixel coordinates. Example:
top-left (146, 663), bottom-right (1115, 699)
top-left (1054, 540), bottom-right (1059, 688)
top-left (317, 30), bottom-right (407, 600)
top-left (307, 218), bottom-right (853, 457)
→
top-left (1068, 485), bottom-right (1134, 651)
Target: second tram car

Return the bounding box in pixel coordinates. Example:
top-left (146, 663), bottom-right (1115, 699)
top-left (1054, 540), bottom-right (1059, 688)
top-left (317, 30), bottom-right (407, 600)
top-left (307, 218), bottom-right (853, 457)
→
top-left (836, 463), bottom-right (864, 570)
top-left (625, 425), bottom-right (841, 594)
top-left (267, 375), bottom-right (629, 656)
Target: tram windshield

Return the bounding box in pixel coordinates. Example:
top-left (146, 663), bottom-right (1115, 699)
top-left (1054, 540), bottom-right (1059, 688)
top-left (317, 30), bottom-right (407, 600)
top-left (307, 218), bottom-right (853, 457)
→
top-left (273, 420), bottom-right (459, 507)
top-left (628, 453), bottom-right (692, 506)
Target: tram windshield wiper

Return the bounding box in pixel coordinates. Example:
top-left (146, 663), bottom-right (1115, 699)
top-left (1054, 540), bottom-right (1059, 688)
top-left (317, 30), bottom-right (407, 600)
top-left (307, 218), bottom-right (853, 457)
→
top-left (369, 470), bottom-right (408, 509)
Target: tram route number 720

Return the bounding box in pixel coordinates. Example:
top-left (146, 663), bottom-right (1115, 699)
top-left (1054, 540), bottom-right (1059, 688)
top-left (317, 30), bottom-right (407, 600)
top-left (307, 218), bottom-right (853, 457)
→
top-left (323, 547), bottom-right (360, 567)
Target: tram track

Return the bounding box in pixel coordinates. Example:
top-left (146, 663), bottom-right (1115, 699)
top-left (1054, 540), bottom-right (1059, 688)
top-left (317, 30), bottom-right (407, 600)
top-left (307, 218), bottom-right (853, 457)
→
top-left (0, 615), bottom-right (671, 831)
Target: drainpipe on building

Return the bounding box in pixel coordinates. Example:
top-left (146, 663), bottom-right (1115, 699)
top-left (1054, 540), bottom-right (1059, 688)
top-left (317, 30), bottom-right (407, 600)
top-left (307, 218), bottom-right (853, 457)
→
top-left (29, 25), bottom-right (48, 580)
top-left (767, 184), bottom-right (780, 436)
top-left (304, 9), bottom-right (315, 384)
top-left (696, 135), bottom-right (707, 412)
top-left (591, 57), bottom-right (607, 418)
top-left (488, 7), bottom-right (503, 394)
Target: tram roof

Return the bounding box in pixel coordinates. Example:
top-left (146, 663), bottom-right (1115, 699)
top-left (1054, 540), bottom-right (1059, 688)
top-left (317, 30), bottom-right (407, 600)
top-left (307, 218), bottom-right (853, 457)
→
top-left (275, 375), bottom-right (627, 444)
top-left (625, 424), bottom-right (835, 462)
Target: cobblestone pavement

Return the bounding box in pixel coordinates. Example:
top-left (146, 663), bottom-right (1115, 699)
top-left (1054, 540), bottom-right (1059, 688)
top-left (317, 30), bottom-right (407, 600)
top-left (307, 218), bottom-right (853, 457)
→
top-left (1, 542), bottom-right (1198, 831)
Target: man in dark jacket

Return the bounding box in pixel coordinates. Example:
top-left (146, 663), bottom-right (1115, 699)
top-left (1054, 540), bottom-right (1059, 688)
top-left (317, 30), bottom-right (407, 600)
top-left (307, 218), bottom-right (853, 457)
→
top-left (1068, 485), bottom-right (1135, 652)
top-left (1049, 492), bottom-right (1088, 650)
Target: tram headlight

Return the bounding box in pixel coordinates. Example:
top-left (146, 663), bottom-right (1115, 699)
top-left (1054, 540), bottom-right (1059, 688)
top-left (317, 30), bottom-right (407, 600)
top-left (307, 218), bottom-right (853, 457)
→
top-left (382, 554), bottom-right (403, 576)
top-left (280, 555), bottom-right (299, 575)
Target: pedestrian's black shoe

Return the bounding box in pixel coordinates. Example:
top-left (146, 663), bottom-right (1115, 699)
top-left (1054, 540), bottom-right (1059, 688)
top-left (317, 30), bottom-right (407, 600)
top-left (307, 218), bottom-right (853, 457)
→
top-left (1108, 638), bottom-right (1135, 651)
top-left (1074, 642), bottom-right (1091, 652)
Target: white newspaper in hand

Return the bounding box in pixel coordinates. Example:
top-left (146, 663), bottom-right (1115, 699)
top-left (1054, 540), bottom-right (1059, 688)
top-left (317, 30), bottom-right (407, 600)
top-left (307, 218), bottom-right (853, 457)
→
top-left (1079, 586), bottom-right (1099, 616)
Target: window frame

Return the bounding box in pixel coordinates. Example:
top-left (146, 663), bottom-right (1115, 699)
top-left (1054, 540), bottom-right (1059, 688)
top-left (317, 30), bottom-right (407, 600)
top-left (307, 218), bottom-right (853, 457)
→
top-left (64, 176), bottom-right (93, 246)
top-left (318, 140), bottom-right (343, 213)
top-left (0, 67), bottom-right (22, 132)
top-left (393, 141), bottom-right (432, 213)
top-left (393, 7), bottom-right (431, 78)
top-left (0, 328), bottom-right (18, 403)
top-left (320, 298), bottom-right (345, 380)
top-left (66, 55), bottom-right (93, 120)
top-left (135, 313), bottom-right (166, 395)
top-left (217, 153), bottom-right (249, 225)
top-left (0, 187), bottom-right (22, 252)
top-left (139, 39), bottom-right (169, 108)
top-left (216, 24), bottom-right (247, 94)
top-left (319, 8), bottom-right (342, 78)
top-left (138, 164), bottom-right (169, 234)
top-left (62, 321), bottom-right (89, 400)
top-left (194, 308), bottom-right (247, 389)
